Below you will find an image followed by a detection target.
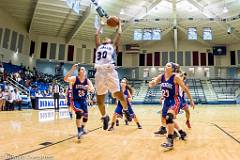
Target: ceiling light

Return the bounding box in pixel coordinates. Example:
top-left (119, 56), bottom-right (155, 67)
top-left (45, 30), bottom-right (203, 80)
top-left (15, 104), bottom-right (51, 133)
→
top-left (223, 6), bottom-right (228, 13)
top-left (120, 9), bottom-right (125, 15)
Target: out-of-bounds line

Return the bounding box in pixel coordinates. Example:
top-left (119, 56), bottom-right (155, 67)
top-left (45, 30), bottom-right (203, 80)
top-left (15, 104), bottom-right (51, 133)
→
top-left (212, 123), bottom-right (240, 144)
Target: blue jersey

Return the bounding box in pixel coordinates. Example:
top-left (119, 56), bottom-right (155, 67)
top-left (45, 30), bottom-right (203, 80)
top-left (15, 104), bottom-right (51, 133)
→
top-left (72, 77), bottom-right (88, 101)
top-left (117, 88), bottom-right (131, 106)
top-left (160, 74), bottom-right (178, 99)
top-left (123, 88), bottom-right (131, 105)
top-left (115, 88), bottom-right (135, 118)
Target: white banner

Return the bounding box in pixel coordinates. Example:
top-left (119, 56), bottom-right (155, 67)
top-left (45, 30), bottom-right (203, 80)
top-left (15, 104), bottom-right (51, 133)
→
top-left (38, 98), bottom-right (68, 110)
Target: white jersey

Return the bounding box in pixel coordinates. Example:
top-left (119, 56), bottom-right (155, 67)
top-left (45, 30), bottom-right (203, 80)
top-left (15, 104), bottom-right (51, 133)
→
top-left (95, 43), bottom-right (116, 65)
top-left (94, 44), bottom-right (120, 95)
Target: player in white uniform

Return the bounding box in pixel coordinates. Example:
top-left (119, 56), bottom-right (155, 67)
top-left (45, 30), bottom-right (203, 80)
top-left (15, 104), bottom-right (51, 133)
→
top-left (95, 18), bottom-right (132, 130)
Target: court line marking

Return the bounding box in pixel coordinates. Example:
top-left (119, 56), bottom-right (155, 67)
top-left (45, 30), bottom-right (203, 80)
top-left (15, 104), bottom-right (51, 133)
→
top-left (212, 123), bottom-right (240, 144)
top-left (5, 126), bottom-right (102, 160)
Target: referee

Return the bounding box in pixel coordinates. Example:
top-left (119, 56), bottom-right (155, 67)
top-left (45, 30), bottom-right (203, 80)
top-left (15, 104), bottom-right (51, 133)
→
top-left (53, 80), bottom-right (60, 111)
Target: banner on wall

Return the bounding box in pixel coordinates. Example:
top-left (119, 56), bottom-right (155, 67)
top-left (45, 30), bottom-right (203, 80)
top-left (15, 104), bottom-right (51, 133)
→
top-left (132, 69), bottom-right (136, 79)
top-left (143, 68), bottom-right (149, 78)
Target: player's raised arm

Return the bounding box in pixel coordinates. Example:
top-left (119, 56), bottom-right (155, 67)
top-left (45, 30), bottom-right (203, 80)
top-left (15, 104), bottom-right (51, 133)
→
top-left (113, 18), bottom-right (121, 48)
top-left (149, 74), bottom-right (162, 88)
top-left (64, 64), bottom-right (77, 83)
top-left (95, 25), bottom-right (103, 48)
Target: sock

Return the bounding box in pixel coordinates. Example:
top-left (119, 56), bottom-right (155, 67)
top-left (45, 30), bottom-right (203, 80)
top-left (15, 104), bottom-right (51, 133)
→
top-left (137, 122), bottom-right (141, 127)
top-left (77, 127), bottom-right (83, 133)
top-left (168, 134), bottom-right (173, 139)
top-left (178, 129), bottom-right (184, 134)
top-left (161, 126), bottom-right (166, 130)
top-left (110, 122), bottom-right (115, 128)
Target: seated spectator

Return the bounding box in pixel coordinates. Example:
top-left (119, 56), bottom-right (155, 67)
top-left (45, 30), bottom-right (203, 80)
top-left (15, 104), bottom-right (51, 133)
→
top-left (2, 89), bottom-right (8, 111)
top-left (46, 90), bottom-right (52, 97)
top-left (0, 63), bottom-right (4, 76)
top-left (30, 86), bottom-right (37, 109)
top-left (15, 89), bottom-right (22, 111)
top-left (36, 91), bottom-right (43, 98)
top-left (0, 88), bottom-right (3, 111)
top-left (7, 89), bottom-right (16, 111)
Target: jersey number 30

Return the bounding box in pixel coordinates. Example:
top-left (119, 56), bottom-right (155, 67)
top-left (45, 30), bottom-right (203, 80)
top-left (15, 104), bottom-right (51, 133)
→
top-left (97, 51), bottom-right (107, 60)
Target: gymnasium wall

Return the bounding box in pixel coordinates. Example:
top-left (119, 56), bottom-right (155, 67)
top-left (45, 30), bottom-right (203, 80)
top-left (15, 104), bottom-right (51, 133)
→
top-left (0, 7), bottom-right (34, 68)
top-left (0, 7), bottom-right (240, 79)
top-left (32, 33), bottom-right (240, 68)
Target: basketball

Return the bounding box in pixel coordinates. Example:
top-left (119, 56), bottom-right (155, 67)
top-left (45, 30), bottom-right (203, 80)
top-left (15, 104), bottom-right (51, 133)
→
top-left (106, 16), bottom-right (119, 27)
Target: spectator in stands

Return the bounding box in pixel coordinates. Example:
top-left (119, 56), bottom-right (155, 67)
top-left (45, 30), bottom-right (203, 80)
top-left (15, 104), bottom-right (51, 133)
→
top-left (0, 63), bottom-right (4, 82)
top-left (8, 89), bottom-right (16, 111)
top-left (0, 88), bottom-right (3, 111)
top-left (15, 89), bottom-right (22, 111)
top-left (15, 73), bottom-right (22, 83)
top-left (2, 88), bottom-right (8, 111)
top-left (43, 90), bottom-right (48, 97)
top-left (33, 67), bottom-right (37, 76)
top-left (30, 86), bottom-right (37, 109)
top-left (45, 90), bottom-right (52, 97)
top-left (25, 79), bottom-right (31, 87)
top-left (7, 83), bottom-right (14, 92)
top-left (36, 91), bottom-right (43, 98)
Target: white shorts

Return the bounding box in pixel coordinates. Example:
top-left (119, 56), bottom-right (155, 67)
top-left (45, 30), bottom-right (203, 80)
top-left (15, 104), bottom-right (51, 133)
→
top-left (95, 65), bottom-right (120, 95)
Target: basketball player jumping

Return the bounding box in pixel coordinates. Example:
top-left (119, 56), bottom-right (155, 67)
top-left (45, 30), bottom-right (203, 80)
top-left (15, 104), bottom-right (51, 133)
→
top-left (64, 65), bottom-right (94, 140)
top-left (95, 18), bottom-right (132, 130)
top-left (149, 62), bottom-right (195, 149)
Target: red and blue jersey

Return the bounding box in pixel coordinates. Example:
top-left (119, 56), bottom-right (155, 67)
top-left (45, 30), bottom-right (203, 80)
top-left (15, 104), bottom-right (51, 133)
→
top-left (160, 74), bottom-right (179, 99)
top-left (73, 77), bottom-right (88, 101)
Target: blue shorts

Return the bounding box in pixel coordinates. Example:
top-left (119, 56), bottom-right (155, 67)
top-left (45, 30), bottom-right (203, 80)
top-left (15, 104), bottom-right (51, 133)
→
top-left (73, 100), bottom-right (88, 117)
top-left (162, 96), bottom-right (180, 118)
top-left (179, 96), bottom-right (188, 111)
top-left (115, 102), bottom-right (135, 118)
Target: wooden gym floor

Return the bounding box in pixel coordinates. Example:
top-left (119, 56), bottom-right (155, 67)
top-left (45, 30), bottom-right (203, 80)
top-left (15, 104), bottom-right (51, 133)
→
top-left (0, 104), bottom-right (240, 160)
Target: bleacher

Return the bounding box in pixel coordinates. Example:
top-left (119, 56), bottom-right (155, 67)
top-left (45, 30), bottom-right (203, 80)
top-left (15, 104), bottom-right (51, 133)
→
top-left (31, 81), bottom-right (50, 91)
top-left (144, 84), bottom-right (161, 104)
top-left (132, 79), bottom-right (206, 104)
top-left (131, 82), bottom-right (149, 104)
top-left (210, 79), bottom-right (240, 102)
top-left (3, 62), bottom-right (23, 73)
top-left (186, 79), bottom-right (206, 104)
